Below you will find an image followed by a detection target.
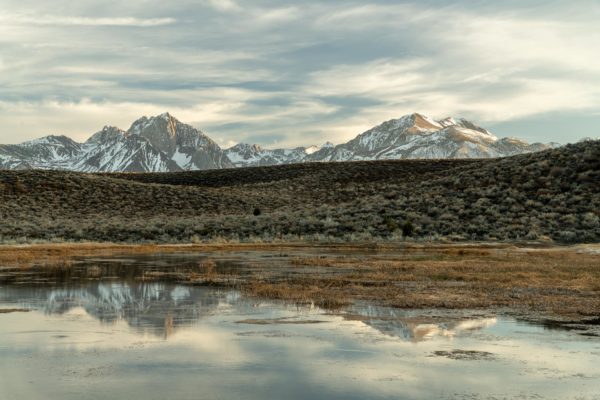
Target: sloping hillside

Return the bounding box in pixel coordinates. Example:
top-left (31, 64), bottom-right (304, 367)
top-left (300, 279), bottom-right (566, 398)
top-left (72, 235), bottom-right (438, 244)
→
top-left (0, 140), bottom-right (598, 243)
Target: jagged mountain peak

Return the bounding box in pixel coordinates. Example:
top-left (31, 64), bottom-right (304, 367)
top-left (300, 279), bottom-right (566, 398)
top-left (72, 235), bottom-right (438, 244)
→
top-left (225, 142), bottom-right (312, 167)
top-left (304, 145), bottom-right (320, 155)
top-left (128, 112), bottom-right (182, 138)
top-left (0, 134), bottom-right (81, 169)
top-left (438, 116), bottom-right (457, 127)
top-left (359, 113), bottom-right (442, 140)
top-left (123, 113), bottom-right (233, 170)
top-left (407, 112), bottom-right (444, 130)
top-left (455, 118), bottom-right (493, 136)
top-left (127, 113), bottom-right (211, 143)
top-left (1, 113), bottom-right (233, 172)
top-left (101, 125), bottom-right (124, 132)
top-left (229, 143), bottom-right (264, 152)
top-left (87, 126), bottom-right (126, 143)
top-left (22, 134), bottom-right (78, 146)
top-left (158, 111), bottom-right (174, 120)
top-left (498, 136), bottom-right (528, 145)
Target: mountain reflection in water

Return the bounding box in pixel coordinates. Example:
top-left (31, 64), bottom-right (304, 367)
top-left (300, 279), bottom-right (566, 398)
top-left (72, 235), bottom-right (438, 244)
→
top-left (1, 281), bottom-right (599, 400)
top-left (1, 282), bottom-right (498, 342)
top-left (1, 283), bottom-right (229, 338)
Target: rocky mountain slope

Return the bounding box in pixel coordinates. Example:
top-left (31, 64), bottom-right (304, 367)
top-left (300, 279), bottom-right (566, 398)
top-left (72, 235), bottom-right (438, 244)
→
top-left (306, 113), bottom-right (555, 162)
top-left (1, 112), bottom-right (557, 171)
top-left (0, 113), bottom-right (232, 172)
top-left (224, 143), bottom-right (326, 167)
top-left (221, 113), bottom-right (557, 167)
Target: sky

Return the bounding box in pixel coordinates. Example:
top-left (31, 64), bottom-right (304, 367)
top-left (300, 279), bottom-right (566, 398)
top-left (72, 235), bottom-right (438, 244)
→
top-left (1, 0), bottom-right (599, 148)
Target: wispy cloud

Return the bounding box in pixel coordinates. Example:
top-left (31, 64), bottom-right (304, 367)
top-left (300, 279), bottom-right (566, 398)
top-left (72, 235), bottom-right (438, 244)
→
top-left (302, 58), bottom-right (600, 123)
top-left (306, 59), bottom-right (430, 97)
top-left (205, 0), bottom-right (241, 12)
top-left (0, 13), bottom-right (176, 27)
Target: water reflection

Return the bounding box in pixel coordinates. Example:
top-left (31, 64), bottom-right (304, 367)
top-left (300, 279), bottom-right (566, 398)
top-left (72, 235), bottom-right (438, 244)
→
top-left (346, 304), bottom-right (498, 342)
top-left (1, 282), bottom-right (600, 400)
top-left (1, 283), bottom-right (502, 343)
top-left (0, 283), bottom-right (229, 338)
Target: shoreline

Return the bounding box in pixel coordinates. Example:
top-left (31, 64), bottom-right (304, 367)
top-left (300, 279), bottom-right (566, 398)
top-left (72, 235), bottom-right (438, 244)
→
top-left (1, 239), bottom-right (595, 251)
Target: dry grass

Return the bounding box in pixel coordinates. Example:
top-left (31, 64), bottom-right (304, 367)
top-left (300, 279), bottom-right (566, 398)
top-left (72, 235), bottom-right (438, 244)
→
top-left (275, 248), bottom-right (600, 317)
top-left (0, 242), bottom-right (325, 268)
top-left (245, 281), bottom-right (351, 309)
top-left (0, 243), bottom-right (164, 268)
top-left (0, 308), bottom-right (31, 313)
top-left (0, 241), bottom-right (517, 269)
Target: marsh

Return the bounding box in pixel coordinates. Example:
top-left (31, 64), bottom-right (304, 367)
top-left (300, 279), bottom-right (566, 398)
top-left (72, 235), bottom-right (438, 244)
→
top-left (1, 247), bottom-right (599, 399)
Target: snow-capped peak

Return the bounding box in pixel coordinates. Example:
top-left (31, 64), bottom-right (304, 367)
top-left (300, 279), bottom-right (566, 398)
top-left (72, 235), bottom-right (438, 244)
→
top-left (21, 135), bottom-right (74, 146)
top-left (87, 126), bottom-right (126, 144)
top-left (456, 118), bottom-right (494, 136)
top-left (304, 145), bottom-right (320, 155)
top-left (229, 143), bottom-right (263, 152)
top-left (410, 112), bottom-right (443, 130)
top-left (438, 117), bottom-right (457, 127)
top-left (128, 113), bottom-right (180, 137)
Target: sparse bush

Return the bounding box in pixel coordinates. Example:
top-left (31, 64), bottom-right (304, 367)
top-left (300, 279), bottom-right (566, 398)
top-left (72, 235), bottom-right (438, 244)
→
top-left (557, 231), bottom-right (577, 243)
top-left (384, 217), bottom-right (398, 233)
top-left (402, 221), bottom-right (415, 237)
top-left (582, 212), bottom-right (599, 229)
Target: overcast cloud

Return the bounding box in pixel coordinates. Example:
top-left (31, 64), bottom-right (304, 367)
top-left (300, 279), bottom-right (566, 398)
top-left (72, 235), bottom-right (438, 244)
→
top-left (1, 0), bottom-right (599, 147)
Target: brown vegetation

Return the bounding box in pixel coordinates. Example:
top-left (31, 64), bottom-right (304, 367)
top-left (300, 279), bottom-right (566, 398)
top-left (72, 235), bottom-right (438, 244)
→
top-left (0, 308), bottom-right (31, 314)
top-left (242, 247), bottom-right (600, 318)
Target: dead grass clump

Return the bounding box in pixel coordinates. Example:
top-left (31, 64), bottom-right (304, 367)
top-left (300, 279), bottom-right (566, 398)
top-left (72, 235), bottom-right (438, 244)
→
top-left (200, 259), bottom-right (217, 283)
top-left (0, 308), bottom-right (31, 313)
top-left (244, 281), bottom-right (350, 309)
top-left (290, 256), bottom-right (341, 267)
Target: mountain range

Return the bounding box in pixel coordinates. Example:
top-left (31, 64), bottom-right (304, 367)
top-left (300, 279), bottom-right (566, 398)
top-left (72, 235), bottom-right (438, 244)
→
top-left (0, 112), bottom-right (557, 172)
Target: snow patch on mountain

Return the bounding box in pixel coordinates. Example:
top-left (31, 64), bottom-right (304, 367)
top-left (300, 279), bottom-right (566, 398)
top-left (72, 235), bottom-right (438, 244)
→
top-left (224, 143), bottom-right (320, 167)
top-left (304, 113), bottom-right (555, 162)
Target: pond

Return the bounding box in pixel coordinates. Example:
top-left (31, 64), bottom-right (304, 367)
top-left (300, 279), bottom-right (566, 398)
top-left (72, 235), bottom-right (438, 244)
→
top-left (1, 253), bottom-right (599, 399)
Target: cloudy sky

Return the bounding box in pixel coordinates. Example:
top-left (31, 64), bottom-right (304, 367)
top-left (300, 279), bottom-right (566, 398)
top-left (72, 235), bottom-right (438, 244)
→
top-left (1, 0), bottom-right (599, 147)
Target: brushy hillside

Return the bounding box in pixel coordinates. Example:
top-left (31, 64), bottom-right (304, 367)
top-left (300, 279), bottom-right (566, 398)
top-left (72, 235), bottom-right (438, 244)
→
top-left (0, 141), bottom-right (598, 244)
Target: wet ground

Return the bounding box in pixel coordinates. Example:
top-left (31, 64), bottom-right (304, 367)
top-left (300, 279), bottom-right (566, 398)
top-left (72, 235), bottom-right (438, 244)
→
top-left (1, 253), bottom-right (600, 399)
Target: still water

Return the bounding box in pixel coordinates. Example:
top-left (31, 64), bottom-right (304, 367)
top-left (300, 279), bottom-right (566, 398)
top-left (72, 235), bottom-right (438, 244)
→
top-left (1, 255), bottom-right (599, 399)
